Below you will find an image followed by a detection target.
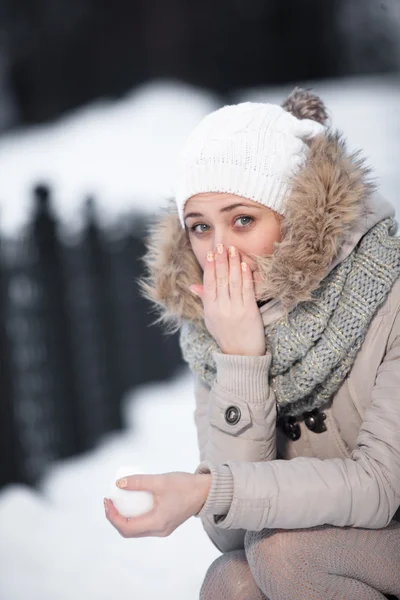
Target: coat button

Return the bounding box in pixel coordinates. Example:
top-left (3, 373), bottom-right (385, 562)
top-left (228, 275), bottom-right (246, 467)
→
top-left (225, 405), bottom-right (241, 425)
top-left (277, 415), bottom-right (301, 441)
top-left (286, 418), bottom-right (301, 441)
top-left (303, 409), bottom-right (327, 433)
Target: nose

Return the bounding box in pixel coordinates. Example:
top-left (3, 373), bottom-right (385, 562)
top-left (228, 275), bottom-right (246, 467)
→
top-left (212, 239), bottom-right (228, 249)
top-left (212, 238), bottom-right (236, 257)
top-left (210, 237), bottom-right (256, 272)
top-left (212, 230), bottom-right (232, 251)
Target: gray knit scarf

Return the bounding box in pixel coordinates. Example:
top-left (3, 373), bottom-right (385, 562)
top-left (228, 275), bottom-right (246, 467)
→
top-left (179, 218), bottom-right (400, 418)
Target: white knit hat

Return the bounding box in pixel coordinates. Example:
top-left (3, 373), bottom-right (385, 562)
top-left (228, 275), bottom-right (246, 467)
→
top-left (174, 101), bottom-right (326, 228)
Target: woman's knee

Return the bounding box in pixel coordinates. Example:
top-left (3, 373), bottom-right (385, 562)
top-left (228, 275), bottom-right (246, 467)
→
top-left (199, 549), bottom-right (266, 600)
top-left (244, 529), bottom-right (285, 577)
top-left (244, 526), bottom-right (332, 595)
top-left (244, 525), bottom-right (332, 570)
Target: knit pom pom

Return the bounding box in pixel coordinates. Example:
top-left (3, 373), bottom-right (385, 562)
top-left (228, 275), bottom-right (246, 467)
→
top-left (282, 87), bottom-right (329, 125)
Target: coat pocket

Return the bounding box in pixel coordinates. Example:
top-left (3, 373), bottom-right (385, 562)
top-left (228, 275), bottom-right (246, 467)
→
top-left (208, 387), bottom-right (253, 436)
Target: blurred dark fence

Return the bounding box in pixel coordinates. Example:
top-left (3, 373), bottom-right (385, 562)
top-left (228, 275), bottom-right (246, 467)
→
top-left (0, 184), bottom-right (183, 489)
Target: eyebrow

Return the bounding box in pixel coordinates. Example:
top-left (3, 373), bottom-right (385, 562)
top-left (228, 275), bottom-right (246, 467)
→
top-left (184, 203), bottom-right (262, 221)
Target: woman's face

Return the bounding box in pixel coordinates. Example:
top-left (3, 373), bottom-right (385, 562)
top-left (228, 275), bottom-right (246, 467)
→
top-left (184, 192), bottom-right (282, 296)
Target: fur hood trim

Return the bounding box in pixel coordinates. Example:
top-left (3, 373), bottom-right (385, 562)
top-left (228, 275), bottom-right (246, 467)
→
top-left (138, 90), bottom-right (375, 333)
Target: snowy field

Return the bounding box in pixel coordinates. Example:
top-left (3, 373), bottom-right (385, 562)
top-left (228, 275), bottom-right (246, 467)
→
top-left (0, 75), bottom-right (399, 599)
top-left (0, 368), bottom-right (220, 599)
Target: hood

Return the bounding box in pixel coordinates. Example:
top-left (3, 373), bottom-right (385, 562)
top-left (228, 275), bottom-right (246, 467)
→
top-left (137, 88), bottom-right (395, 334)
top-left (257, 188), bottom-right (395, 325)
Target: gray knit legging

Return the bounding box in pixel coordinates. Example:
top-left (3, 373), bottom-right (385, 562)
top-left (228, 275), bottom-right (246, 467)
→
top-left (199, 522), bottom-right (400, 600)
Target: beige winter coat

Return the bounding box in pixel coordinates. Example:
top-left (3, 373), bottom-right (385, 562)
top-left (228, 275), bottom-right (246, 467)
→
top-left (139, 128), bottom-right (400, 554)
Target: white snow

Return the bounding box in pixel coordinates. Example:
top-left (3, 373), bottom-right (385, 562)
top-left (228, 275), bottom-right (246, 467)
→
top-left (0, 81), bottom-right (220, 235)
top-left (0, 368), bottom-right (220, 600)
top-left (0, 75), bottom-right (398, 235)
top-left (0, 75), bottom-right (399, 599)
top-left (108, 466), bottom-right (155, 518)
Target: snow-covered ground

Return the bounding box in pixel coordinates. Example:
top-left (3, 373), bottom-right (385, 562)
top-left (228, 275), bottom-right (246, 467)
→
top-left (0, 75), bottom-right (399, 599)
top-left (0, 367), bottom-right (220, 600)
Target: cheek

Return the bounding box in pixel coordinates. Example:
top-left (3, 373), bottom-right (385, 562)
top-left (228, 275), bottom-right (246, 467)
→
top-left (197, 256), bottom-right (205, 271)
top-left (253, 235), bottom-right (279, 256)
top-left (262, 222), bottom-right (281, 253)
top-left (189, 239), bottom-right (206, 271)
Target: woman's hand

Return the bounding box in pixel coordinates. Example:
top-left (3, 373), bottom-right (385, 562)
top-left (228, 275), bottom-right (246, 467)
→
top-left (104, 472), bottom-right (211, 538)
top-left (190, 243), bottom-right (266, 356)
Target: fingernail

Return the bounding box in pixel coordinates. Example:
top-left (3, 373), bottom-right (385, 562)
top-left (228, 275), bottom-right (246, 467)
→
top-left (103, 498), bottom-right (109, 512)
top-left (207, 251), bottom-right (214, 262)
top-left (189, 287), bottom-right (200, 297)
top-left (241, 262), bottom-right (247, 272)
top-left (116, 478), bottom-right (127, 488)
top-left (216, 243), bottom-right (224, 254)
top-left (228, 246), bottom-right (236, 258)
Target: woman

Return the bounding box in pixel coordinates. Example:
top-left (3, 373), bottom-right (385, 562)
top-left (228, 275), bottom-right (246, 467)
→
top-left (104, 88), bottom-right (400, 599)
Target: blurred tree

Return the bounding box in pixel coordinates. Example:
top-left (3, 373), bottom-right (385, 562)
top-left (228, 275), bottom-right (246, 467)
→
top-left (0, 0), bottom-right (398, 126)
top-left (337, 0), bottom-right (400, 74)
top-left (179, 0), bottom-right (340, 91)
top-left (0, 0), bottom-right (146, 123)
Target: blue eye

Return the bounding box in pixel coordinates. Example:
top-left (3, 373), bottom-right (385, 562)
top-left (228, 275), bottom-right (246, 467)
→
top-left (190, 223), bottom-right (210, 234)
top-left (190, 216), bottom-right (254, 234)
top-left (237, 216), bottom-right (253, 227)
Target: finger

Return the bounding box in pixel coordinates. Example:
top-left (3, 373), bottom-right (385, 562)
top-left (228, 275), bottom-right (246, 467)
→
top-left (241, 260), bottom-right (256, 305)
top-left (189, 284), bottom-right (204, 300)
top-left (115, 473), bottom-right (158, 492)
top-left (203, 250), bottom-right (217, 303)
top-left (227, 245), bottom-right (243, 306)
top-left (104, 498), bottom-right (160, 538)
top-left (214, 243), bottom-right (230, 303)
top-left (104, 498), bottom-right (131, 536)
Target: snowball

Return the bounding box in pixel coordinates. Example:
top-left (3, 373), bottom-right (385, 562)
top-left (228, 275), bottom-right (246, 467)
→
top-left (108, 465), bottom-right (154, 518)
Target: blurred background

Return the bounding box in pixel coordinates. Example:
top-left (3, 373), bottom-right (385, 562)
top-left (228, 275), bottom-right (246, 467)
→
top-left (0, 1), bottom-right (399, 598)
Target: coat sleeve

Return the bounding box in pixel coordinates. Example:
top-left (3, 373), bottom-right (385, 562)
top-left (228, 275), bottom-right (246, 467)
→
top-left (196, 317), bottom-right (400, 532)
top-left (192, 350), bottom-right (277, 552)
